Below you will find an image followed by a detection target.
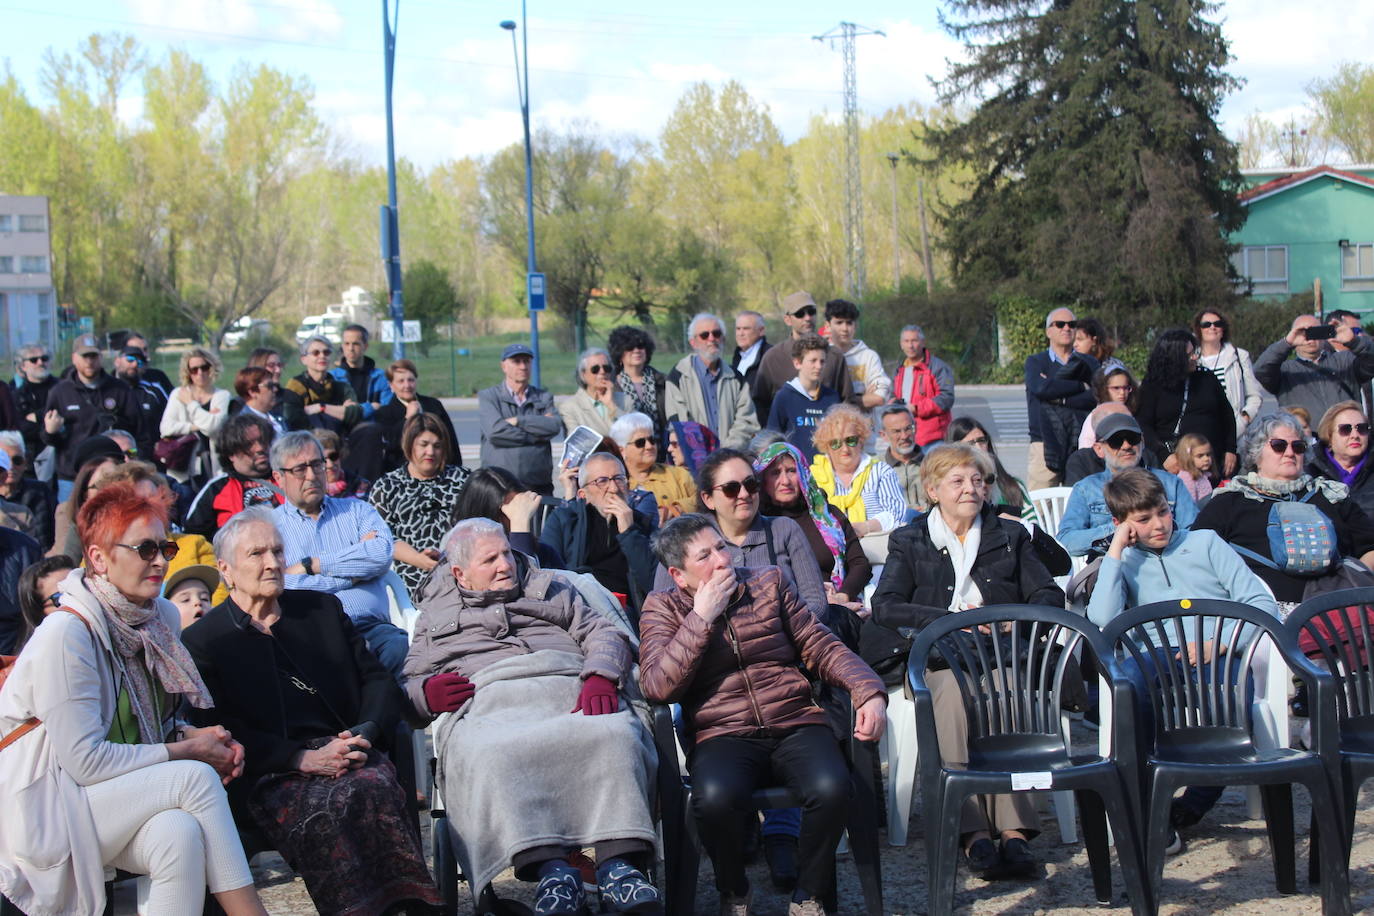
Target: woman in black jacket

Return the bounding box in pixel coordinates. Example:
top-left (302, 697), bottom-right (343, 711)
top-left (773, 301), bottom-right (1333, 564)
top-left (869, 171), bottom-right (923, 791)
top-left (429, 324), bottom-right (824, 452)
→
top-left (1135, 328), bottom-right (1238, 477)
top-left (182, 507), bottom-right (440, 916)
top-left (371, 358), bottom-right (462, 475)
top-left (608, 325), bottom-right (667, 439)
top-left (1307, 400), bottom-right (1374, 520)
top-left (872, 443), bottom-right (1064, 880)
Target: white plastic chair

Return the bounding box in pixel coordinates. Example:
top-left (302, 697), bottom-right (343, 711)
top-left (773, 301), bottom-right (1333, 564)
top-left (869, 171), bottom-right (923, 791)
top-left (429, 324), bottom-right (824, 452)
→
top-left (1029, 486), bottom-right (1074, 537)
top-left (384, 570), bottom-right (428, 797)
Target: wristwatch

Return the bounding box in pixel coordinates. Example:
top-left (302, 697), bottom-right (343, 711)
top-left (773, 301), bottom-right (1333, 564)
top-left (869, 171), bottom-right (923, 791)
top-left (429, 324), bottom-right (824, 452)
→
top-left (302, 556), bottom-right (314, 575)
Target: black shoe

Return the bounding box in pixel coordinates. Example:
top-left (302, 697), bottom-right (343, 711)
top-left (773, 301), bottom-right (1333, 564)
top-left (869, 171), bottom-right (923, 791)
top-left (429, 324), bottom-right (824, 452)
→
top-left (763, 835), bottom-right (799, 893)
top-left (998, 838), bottom-right (1037, 879)
top-left (1169, 801), bottom-right (1203, 831)
top-left (963, 838), bottom-right (1000, 877)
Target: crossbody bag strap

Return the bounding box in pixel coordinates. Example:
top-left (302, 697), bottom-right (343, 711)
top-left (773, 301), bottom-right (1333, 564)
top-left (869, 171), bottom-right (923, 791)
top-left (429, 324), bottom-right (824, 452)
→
top-left (1171, 377), bottom-right (1192, 440)
top-left (0, 608), bottom-right (96, 752)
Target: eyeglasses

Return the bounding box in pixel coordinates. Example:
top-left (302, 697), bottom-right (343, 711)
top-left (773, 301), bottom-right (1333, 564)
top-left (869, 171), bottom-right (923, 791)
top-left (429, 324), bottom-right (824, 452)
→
top-left (587, 364), bottom-right (613, 374)
top-left (629, 436), bottom-right (656, 449)
top-left (711, 476), bottom-right (760, 499)
top-left (964, 435), bottom-right (989, 447)
top-left (886, 424), bottom-right (916, 437)
top-left (6, 453), bottom-right (25, 467)
top-left (1337, 423), bottom-right (1372, 437)
top-left (791, 305), bottom-right (817, 319)
top-left (188, 363), bottom-right (211, 374)
top-left (1198, 320), bottom-right (1226, 329)
top-left (115, 539), bottom-right (180, 562)
top-left (1268, 438), bottom-right (1308, 455)
top-left (262, 382), bottom-right (280, 391)
top-left (697, 329), bottom-right (724, 341)
top-left (1050, 320), bottom-right (1078, 330)
top-left (827, 435), bottom-right (861, 450)
top-left (25, 355), bottom-right (50, 364)
top-left (1103, 432), bottom-right (1143, 449)
top-left (308, 349), bottom-right (332, 357)
top-left (45, 593), bottom-right (62, 609)
top-left (587, 474), bottom-right (628, 490)
top-left (280, 459), bottom-right (326, 478)
top-left (76, 352), bottom-right (101, 359)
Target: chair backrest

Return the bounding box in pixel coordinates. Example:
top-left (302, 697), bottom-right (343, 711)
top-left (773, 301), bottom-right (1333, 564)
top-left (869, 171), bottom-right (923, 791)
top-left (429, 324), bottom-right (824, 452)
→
top-left (908, 604), bottom-right (1111, 742)
top-left (383, 569), bottom-right (419, 638)
top-left (1100, 598), bottom-right (1292, 739)
top-left (1286, 587), bottom-right (1374, 724)
top-left (1029, 486), bottom-right (1073, 535)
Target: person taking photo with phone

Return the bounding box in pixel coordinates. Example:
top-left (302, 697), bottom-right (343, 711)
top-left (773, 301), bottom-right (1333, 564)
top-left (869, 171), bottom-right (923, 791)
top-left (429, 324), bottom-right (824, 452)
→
top-left (1254, 313), bottom-right (1374, 428)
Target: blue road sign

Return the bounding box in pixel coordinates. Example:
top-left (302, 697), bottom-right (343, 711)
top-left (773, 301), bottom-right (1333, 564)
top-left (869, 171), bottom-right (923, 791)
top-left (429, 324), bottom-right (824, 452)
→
top-left (528, 272), bottom-right (546, 312)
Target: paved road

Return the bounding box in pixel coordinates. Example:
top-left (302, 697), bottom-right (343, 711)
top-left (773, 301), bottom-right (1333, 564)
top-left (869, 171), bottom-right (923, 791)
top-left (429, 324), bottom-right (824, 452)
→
top-left (444, 384), bottom-right (1033, 480)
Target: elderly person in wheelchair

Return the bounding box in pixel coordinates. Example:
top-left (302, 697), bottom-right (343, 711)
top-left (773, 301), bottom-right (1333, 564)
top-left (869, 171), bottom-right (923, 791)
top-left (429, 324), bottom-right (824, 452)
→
top-left (402, 518), bottom-right (661, 916)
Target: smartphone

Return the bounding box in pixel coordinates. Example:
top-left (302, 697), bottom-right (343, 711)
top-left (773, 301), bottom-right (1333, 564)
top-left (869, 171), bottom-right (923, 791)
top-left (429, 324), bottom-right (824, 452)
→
top-left (1305, 325), bottom-right (1337, 340)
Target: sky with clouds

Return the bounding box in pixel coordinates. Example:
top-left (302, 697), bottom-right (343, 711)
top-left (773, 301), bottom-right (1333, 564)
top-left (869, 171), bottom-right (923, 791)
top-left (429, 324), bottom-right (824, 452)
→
top-left (4, 0), bottom-right (1372, 170)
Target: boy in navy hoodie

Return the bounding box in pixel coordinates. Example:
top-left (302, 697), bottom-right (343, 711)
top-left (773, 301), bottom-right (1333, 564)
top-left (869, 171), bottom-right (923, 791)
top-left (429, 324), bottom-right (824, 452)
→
top-left (766, 334), bottom-right (840, 462)
top-left (1087, 467), bottom-right (1278, 850)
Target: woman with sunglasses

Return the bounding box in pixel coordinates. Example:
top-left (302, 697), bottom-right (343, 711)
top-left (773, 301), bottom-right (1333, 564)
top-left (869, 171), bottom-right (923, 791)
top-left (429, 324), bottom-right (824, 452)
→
top-left (652, 449), bottom-right (829, 621)
top-left (160, 347), bottom-right (230, 486)
top-left (1135, 328), bottom-right (1238, 477)
top-left (1193, 307), bottom-right (1262, 436)
top-left (809, 404), bottom-right (909, 535)
top-left (1308, 401), bottom-right (1374, 518)
top-left (0, 481), bottom-right (271, 916)
top-left (609, 325), bottom-right (668, 438)
top-left (559, 347), bottom-right (631, 438)
top-left (1194, 411), bottom-right (1374, 606)
top-left (611, 412), bottom-right (696, 524)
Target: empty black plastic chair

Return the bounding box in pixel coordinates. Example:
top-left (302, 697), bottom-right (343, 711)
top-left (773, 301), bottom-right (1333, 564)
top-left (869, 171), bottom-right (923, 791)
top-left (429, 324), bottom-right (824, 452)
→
top-left (907, 604), bottom-right (1150, 916)
top-left (1101, 598), bottom-right (1350, 916)
top-left (1286, 587), bottom-right (1374, 884)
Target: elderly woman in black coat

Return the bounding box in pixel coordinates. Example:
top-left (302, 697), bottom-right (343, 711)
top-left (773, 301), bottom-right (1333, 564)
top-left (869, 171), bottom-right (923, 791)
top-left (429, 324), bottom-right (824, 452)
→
top-left (872, 443), bottom-right (1065, 880)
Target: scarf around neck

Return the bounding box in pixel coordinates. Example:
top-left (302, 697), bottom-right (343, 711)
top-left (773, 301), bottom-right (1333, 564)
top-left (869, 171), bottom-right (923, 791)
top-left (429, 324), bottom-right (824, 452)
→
top-left (85, 573), bottom-right (212, 743)
top-left (755, 441), bottom-right (846, 588)
top-left (926, 508), bottom-right (983, 612)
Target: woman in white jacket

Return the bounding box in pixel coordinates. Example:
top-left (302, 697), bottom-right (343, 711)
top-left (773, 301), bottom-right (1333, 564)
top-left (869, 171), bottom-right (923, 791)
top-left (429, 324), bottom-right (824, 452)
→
top-left (1194, 308), bottom-right (1262, 435)
top-left (159, 347), bottom-right (231, 483)
top-left (0, 481), bottom-right (267, 916)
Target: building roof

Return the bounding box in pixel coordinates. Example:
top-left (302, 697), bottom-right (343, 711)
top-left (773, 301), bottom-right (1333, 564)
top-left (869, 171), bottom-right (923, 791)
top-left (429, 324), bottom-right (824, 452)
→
top-left (1239, 165), bottom-right (1374, 206)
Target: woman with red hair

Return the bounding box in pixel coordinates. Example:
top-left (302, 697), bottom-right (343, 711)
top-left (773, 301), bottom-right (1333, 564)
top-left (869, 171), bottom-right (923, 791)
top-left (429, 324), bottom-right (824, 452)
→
top-left (0, 481), bottom-right (268, 915)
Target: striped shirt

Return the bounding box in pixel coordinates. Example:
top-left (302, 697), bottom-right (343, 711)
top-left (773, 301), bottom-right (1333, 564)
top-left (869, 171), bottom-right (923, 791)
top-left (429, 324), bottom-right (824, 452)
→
top-left (827, 455), bottom-right (912, 531)
top-left (272, 496), bottom-right (395, 624)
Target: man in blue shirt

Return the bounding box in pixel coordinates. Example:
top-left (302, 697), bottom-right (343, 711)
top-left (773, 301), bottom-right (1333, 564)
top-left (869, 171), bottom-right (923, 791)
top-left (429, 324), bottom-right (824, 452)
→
top-left (1056, 413), bottom-right (1198, 557)
top-left (270, 430), bottom-right (410, 681)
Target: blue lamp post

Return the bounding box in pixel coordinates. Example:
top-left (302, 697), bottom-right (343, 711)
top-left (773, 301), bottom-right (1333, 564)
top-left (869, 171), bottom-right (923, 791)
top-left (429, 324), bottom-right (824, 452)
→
top-left (501, 3), bottom-right (542, 387)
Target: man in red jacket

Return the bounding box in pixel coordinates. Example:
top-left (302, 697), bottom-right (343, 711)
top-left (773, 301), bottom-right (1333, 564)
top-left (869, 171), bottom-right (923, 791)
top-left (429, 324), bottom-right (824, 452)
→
top-left (891, 325), bottom-right (955, 446)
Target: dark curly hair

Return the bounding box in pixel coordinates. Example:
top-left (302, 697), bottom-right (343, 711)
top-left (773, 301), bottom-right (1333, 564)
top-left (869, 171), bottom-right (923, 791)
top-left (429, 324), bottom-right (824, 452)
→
top-left (1074, 317), bottom-right (1115, 363)
top-left (607, 325), bottom-right (657, 372)
top-left (1143, 328), bottom-right (1199, 393)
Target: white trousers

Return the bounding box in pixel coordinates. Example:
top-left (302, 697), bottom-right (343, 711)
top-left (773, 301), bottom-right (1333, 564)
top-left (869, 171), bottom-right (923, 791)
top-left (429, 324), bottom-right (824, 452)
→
top-left (86, 759), bottom-right (253, 913)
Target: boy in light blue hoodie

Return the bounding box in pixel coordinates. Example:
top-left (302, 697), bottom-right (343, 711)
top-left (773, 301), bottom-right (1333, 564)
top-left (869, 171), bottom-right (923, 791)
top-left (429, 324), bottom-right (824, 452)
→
top-left (1087, 468), bottom-right (1279, 849)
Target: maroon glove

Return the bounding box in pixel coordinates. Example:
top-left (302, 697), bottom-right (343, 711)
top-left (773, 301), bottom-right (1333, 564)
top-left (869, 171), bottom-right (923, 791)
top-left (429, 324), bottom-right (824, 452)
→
top-left (424, 672), bottom-right (475, 713)
top-left (572, 674), bottom-right (618, 716)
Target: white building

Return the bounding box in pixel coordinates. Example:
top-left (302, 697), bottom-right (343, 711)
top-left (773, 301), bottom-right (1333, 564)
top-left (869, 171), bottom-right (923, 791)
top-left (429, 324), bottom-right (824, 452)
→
top-left (0, 195), bottom-right (58, 371)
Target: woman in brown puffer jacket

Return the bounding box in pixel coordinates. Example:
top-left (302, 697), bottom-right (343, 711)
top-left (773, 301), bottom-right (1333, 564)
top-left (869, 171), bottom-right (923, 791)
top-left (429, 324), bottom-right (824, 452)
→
top-left (639, 513), bottom-right (886, 916)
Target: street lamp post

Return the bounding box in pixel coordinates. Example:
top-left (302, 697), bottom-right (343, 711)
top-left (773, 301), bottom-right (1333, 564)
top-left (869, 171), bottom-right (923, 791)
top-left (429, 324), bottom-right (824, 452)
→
top-left (885, 153), bottom-right (900, 292)
top-left (501, 5), bottom-right (541, 388)
top-left (381, 0), bottom-right (405, 360)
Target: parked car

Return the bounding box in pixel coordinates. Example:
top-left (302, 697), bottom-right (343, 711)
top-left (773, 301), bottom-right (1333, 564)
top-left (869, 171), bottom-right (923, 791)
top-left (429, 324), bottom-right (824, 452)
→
top-left (223, 316), bottom-right (271, 349)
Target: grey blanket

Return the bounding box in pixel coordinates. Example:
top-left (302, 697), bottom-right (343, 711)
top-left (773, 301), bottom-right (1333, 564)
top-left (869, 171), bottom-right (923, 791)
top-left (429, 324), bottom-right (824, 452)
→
top-left (434, 649), bottom-right (657, 892)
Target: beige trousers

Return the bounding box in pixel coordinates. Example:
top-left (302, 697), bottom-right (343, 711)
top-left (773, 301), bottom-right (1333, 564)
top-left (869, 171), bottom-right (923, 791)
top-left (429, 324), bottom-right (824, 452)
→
top-left (1026, 441), bottom-right (1061, 492)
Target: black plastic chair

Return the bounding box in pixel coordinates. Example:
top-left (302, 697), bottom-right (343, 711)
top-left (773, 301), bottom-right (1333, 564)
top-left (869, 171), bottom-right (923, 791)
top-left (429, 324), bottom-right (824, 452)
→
top-left (1101, 598), bottom-right (1351, 916)
top-left (908, 604), bottom-right (1150, 916)
top-left (1285, 587), bottom-right (1374, 884)
top-left (653, 699), bottom-right (885, 916)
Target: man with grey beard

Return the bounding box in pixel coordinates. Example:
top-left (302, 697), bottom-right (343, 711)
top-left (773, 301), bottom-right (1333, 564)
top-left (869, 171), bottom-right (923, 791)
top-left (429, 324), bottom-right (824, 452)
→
top-left (875, 404), bottom-right (923, 511)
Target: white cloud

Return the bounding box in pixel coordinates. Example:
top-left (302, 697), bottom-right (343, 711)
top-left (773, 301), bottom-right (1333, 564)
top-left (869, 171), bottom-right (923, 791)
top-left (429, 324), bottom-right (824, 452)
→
top-left (123, 0), bottom-right (344, 45)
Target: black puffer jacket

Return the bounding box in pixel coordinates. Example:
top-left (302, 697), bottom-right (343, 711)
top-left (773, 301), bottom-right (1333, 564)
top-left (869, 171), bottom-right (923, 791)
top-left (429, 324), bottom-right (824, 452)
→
top-left (0, 527), bottom-right (42, 654)
top-left (40, 371), bottom-right (142, 480)
top-left (1308, 448), bottom-right (1374, 521)
top-left (864, 503), bottom-right (1065, 683)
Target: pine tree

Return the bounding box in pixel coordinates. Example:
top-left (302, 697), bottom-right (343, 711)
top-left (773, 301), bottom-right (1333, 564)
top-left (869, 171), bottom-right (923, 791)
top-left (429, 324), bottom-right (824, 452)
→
top-left (927, 0), bottom-right (1245, 327)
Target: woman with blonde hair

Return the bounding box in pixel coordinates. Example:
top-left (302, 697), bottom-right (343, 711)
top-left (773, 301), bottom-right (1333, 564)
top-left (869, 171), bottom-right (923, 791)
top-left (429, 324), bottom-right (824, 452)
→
top-left (160, 347), bottom-right (230, 484)
top-left (809, 404), bottom-right (909, 534)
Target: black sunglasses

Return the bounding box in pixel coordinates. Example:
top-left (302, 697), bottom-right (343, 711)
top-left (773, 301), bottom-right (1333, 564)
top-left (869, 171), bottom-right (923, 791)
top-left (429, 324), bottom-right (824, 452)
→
top-left (587, 364), bottom-right (613, 374)
top-left (697, 329), bottom-right (724, 341)
top-left (1050, 320), bottom-right (1078, 330)
top-left (712, 476), bottom-right (760, 499)
top-left (1269, 438), bottom-right (1308, 455)
top-left (1197, 319), bottom-right (1226, 329)
top-left (45, 592), bottom-right (62, 609)
top-left (115, 539), bottom-right (180, 562)
top-left (25, 355), bottom-right (51, 364)
top-left (1337, 423), bottom-right (1371, 437)
top-left (791, 305), bottom-right (817, 319)
top-left (1104, 432), bottom-right (1142, 449)
top-left (629, 436), bottom-right (656, 449)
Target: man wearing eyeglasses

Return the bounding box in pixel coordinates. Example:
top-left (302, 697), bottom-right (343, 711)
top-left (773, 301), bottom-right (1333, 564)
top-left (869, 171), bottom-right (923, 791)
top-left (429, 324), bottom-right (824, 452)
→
top-left (664, 313), bottom-right (761, 450)
top-left (184, 414), bottom-right (284, 539)
top-left (479, 342), bottom-right (562, 495)
top-left (11, 343), bottom-right (57, 478)
top-left (40, 334), bottom-right (143, 503)
top-left (875, 404), bottom-right (924, 511)
top-left (752, 292), bottom-right (854, 419)
top-left (0, 431), bottom-right (54, 551)
top-left (269, 430), bottom-right (409, 681)
top-left (540, 453), bottom-right (659, 611)
top-left (1056, 413), bottom-right (1198, 558)
top-left (1254, 313), bottom-right (1374, 430)
top-left (1024, 307), bottom-right (1099, 491)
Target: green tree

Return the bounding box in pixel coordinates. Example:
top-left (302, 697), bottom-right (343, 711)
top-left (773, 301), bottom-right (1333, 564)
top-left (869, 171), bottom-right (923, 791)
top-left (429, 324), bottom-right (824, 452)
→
top-left (1309, 62), bottom-right (1374, 163)
top-left (927, 0), bottom-right (1245, 329)
top-left (393, 259), bottom-right (459, 356)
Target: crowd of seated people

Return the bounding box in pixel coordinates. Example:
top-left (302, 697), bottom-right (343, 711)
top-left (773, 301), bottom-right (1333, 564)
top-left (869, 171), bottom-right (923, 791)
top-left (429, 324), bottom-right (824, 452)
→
top-left (7, 301), bottom-right (1374, 913)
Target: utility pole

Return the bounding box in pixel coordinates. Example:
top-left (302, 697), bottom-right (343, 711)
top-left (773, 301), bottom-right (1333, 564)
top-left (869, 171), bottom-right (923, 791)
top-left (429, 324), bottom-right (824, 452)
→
top-left (885, 153), bottom-right (900, 292)
top-left (917, 179), bottom-right (935, 295)
top-left (814, 22), bottom-right (884, 300)
top-left (380, 0), bottom-right (405, 359)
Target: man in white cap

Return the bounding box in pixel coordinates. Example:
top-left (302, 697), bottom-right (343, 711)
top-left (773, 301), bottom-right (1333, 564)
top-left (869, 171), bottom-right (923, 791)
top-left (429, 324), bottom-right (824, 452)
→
top-left (478, 342), bottom-right (561, 494)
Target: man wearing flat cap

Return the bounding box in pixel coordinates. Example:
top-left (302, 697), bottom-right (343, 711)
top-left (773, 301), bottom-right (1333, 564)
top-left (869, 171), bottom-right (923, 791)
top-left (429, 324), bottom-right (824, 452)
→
top-left (1056, 412), bottom-right (1199, 558)
top-left (41, 334), bottom-right (142, 503)
top-left (752, 291), bottom-right (854, 420)
top-left (479, 343), bottom-right (562, 494)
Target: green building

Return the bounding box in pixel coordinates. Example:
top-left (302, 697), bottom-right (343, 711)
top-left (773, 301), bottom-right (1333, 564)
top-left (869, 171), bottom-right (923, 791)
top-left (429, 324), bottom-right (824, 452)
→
top-left (1229, 165), bottom-right (1374, 315)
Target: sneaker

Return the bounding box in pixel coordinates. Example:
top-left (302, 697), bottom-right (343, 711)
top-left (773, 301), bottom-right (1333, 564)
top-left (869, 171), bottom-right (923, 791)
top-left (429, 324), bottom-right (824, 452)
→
top-left (763, 835), bottom-right (799, 893)
top-left (1164, 829), bottom-right (1184, 857)
top-left (534, 866), bottom-right (586, 916)
top-left (718, 885), bottom-right (752, 916)
top-left (597, 861), bottom-right (662, 914)
top-left (788, 897), bottom-right (825, 916)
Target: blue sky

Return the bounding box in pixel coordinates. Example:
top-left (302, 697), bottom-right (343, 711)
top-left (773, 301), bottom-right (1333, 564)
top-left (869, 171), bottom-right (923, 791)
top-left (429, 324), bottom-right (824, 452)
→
top-left (3, 0), bottom-right (1369, 169)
